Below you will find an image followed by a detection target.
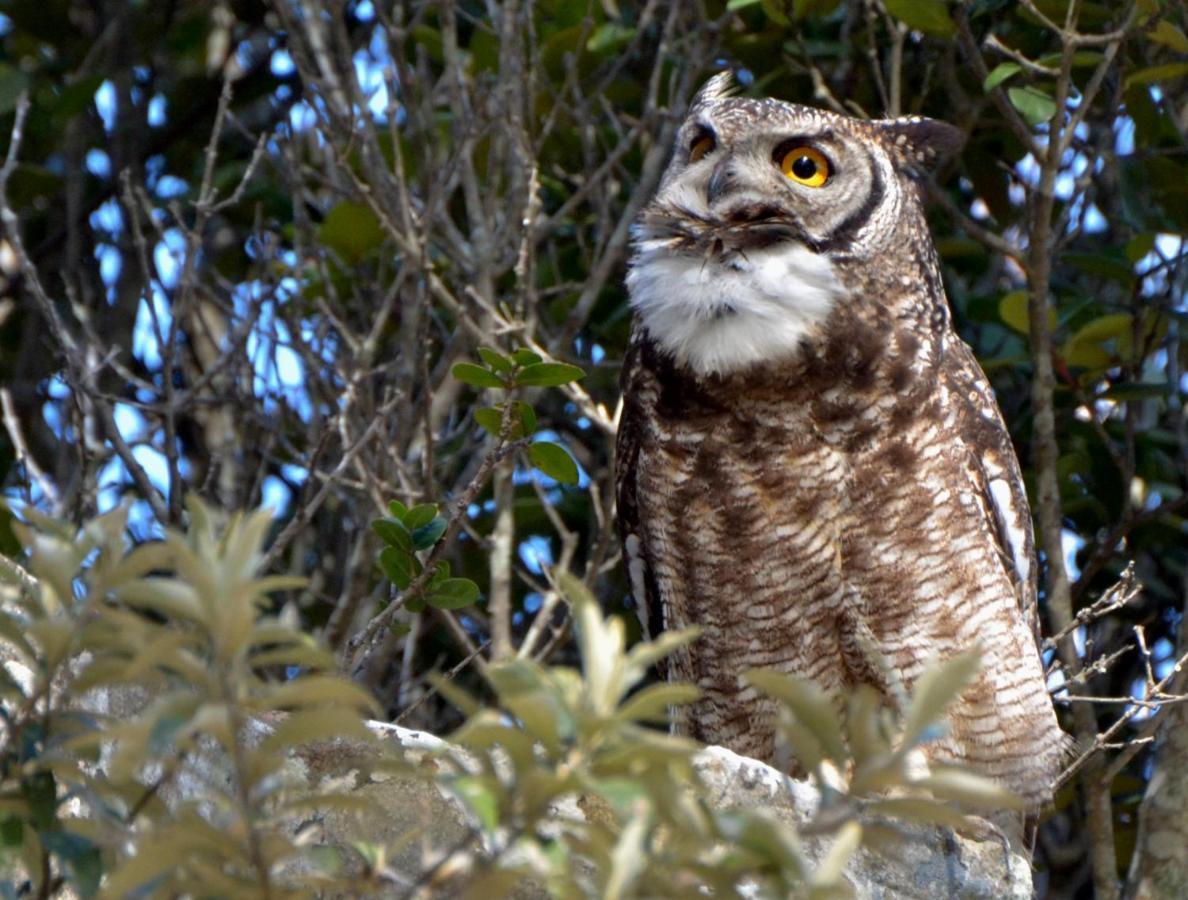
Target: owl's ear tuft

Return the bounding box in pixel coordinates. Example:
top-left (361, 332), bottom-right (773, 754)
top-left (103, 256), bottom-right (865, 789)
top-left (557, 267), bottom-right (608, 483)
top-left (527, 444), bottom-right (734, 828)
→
top-left (875, 117), bottom-right (964, 172)
top-left (691, 71), bottom-right (738, 111)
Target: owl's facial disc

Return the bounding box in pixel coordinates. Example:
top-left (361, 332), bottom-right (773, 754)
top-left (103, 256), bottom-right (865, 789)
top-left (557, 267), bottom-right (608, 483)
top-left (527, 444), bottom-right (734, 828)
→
top-left (626, 129), bottom-right (853, 377)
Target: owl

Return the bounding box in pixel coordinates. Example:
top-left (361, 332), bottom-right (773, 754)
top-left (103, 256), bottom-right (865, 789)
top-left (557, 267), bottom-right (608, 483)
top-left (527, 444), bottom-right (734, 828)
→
top-left (615, 73), bottom-right (1068, 806)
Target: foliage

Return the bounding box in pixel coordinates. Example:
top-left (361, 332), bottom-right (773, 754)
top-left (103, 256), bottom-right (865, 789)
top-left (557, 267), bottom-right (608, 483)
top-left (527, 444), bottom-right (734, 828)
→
top-left (0, 0), bottom-right (1185, 895)
top-left (0, 504), bottom-right (1022, 895)
top-left (0, 501), bottom-right (379, 897)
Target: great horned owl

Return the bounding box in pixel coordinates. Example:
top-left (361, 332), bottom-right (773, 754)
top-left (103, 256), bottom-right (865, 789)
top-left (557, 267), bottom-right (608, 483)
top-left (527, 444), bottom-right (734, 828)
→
top-left (615, 73), bottom-right (1068, 806)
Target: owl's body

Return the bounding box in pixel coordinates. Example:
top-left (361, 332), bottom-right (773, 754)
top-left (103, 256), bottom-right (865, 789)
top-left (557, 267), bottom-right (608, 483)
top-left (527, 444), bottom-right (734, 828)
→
top-left (616, 74), bottom-right (1067, 805)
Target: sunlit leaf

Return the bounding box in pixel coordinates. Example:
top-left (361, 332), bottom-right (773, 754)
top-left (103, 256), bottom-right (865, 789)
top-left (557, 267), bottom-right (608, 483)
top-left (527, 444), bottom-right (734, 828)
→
top-left (811, 820), bottom-right (862, 887)
top-left (617, 683), bottom-right (700, 723)
top-left (514, 362), bottom-right (585, 387)
top-left (910, 766), bottom-right (1025, 810)
top-left (1008, 86), bottom-right (1057, 125)
top-left (983, 62), bottom-right (1021, 91)
top-left (260, 708), bottom-right (371, 751)
top-left (902, 650), bottom-right (981, 748)
top-left (746, 668), bottom-right (847, 763)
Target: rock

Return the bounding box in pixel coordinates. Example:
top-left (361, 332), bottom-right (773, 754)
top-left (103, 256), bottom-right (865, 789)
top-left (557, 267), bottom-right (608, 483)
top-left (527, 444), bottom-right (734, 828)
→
top-left (294, 724), bottom-right (1033, 899)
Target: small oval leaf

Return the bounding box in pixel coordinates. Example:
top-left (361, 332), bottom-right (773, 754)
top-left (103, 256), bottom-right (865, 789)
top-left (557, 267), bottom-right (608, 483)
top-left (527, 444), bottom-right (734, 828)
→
top-left (528, 441), bottom-right (579, 484)
top-left (452, 363), bottom-right (505, 389)
top-left (426, 578), bottom-right (480, 610)
top-left (515, 362), bottom-right (586, 387)
top-left (477, 347), bottom-right (513, 373)
top-left (410, 517), bottom-right (447, 551)
top-left (379, 546), bottom-right (421, 590)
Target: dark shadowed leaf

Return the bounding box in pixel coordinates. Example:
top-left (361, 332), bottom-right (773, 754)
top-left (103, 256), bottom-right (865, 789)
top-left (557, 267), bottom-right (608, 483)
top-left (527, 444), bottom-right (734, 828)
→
top-left (371, 518), bottom-right (411, 553)
top-left (318, 201), bottom-right (385, 263)
top-left (883, 0), bottom-right (955, 36)
top-left (426, 578), bottom-right (480, 610)
top-left (528, 441), bottom-right (579, 484)
top-left (410, 517), bottom-right (447, 550)
top-left (379, 546), bottom-right (421, 590)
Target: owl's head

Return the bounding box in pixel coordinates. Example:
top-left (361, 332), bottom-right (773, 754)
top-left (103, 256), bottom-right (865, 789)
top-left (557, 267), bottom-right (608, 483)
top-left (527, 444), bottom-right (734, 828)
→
top-left (627, 72), bottom-right (962, 377)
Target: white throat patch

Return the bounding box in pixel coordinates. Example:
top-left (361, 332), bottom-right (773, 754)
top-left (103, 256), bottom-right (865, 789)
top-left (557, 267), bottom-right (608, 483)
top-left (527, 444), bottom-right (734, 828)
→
top-left (627, 241), bottom-right (845, 377)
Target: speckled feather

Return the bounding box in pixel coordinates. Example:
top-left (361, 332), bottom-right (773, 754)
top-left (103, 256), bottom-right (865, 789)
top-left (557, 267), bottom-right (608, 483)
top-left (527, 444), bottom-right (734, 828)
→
top-left (616, 75), bottom-right (1068, 806)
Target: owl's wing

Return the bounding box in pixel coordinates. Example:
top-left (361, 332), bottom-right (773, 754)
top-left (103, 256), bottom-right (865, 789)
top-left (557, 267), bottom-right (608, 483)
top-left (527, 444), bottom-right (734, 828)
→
top-left (945, 338), bottom-right (1040, 639)
top-left (615, 333), bottom-right (666, 647)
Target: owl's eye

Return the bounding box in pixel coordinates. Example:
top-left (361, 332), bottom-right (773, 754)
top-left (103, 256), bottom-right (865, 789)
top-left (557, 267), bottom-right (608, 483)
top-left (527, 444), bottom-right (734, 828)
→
top-left (689, 133), bottom-right (715, 162)
top-left (779, 146), bottom-right (831, 187)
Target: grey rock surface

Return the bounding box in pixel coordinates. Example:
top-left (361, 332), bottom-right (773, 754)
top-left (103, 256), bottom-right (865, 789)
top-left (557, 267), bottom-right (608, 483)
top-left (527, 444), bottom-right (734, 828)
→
top-left (296, 724), bottom-right (1034, 899)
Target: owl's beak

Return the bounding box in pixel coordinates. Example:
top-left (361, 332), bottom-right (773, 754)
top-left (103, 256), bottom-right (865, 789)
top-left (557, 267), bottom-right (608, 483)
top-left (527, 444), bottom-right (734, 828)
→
top-left (706, 159), bottom-right (739, 205)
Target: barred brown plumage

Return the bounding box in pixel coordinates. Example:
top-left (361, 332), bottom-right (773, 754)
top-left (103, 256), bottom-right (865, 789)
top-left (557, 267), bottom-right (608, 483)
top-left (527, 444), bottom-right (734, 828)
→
top-left (615, 72), bottom-right (1069, 807)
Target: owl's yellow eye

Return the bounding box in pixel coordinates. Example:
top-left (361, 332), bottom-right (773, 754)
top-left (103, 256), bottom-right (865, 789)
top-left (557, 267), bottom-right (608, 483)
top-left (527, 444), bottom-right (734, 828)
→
top-left (780, 146), bottom-right (831, 187)
top-left (690, 134), bottom-right (715, 162)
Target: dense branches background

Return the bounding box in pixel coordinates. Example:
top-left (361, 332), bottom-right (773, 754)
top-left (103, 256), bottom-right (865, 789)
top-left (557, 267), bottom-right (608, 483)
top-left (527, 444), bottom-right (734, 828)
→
top-left (0, 0), bottom-right (1186, 896)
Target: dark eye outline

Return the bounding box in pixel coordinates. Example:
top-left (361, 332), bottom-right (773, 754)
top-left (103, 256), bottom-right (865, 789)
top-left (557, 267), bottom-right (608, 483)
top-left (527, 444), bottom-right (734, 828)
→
top-left (775, 144), bottom-right (832, 187)
top-left (689, 130), bottom-right (716, 163)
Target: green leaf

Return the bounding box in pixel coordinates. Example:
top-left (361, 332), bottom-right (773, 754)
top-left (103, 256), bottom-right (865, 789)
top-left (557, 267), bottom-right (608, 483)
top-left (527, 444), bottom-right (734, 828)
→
top-left (387, 499), bottom-right (408, 519)
top-left (1008, 86), bottom-right (1057, 125)
top-left (425, 578), bottom-right (480, 610)
top-left (617, 683), bottom-right (701, 723)
top-left (528, 441), bottom-right (579, 485)
top-left (40, 830), bottom-right (101, 898)
top-left (1149, 20), bottom-right (1188, 54)
top-left (883, 0), bottom-right (955, 37)
top-left (760, 0), bottom-right (790, 26)
top-left (812, 821), bottom-right (862, 887)
top-left (997, 290), bottom-right (1054, 334)
top-left (586, 23), bottom-right (635, 53)
top-left (403, 503), bottom-right (438, 531)
top-left (864, 796), bottom-right (969, 828)
top-left (477, 347), bottom-right (513, 373)
top-left (1125, 62), bottom-right (1188, 89)
top-left (910, 766), bottom-right (1025, 810)
top-left (982, 62), bottom-right (1021, 92)
top-left (452, 363), bottom-right (505, 389)
top-left (410, 517), bottom-right (447, 551)
top-left (515, 401), bottom-right (538, 435)
top-left (745, 668), bottom-right (847, 763)
top-left (511, 349), bottom-right (542, 366)
top-left (1125, 232), bottom-right (1156, 264)
top-left (450, 776), bottom-right (500, 832)
top-left (0, 500), bottom-right (20, 557)
top-left (727, 0), bottom-right (762, 7)
top-left (379, 546), bottom-right (421, 590)
top-left (474, 403), bottom-right (536, 439)
top-left (318, 201), bottom-right (385, 263)
top-left (514, 362), bottom-right (585, 387)
top-left (0, 65), bottom-right (29, 116)
top-left (371, 518), bottom-right (411, 553)
top-left (903, 649), bottom-right (982, 747)
top-left (474, 407), bottom-right (503, 438)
